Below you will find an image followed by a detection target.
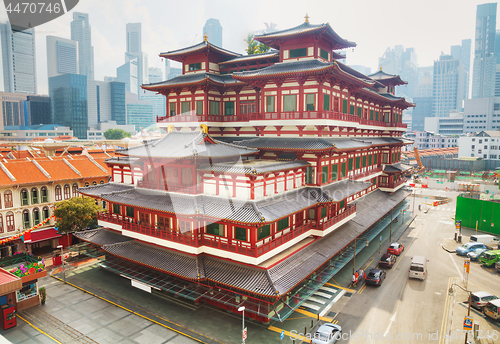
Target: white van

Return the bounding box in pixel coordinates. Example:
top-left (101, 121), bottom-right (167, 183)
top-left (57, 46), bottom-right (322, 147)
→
top-left (484, 299), bottom-right (500, 321)
top-left (470, 235), bottom-right (500, 248)
top-left (409, 256), bottom-right (427, 280)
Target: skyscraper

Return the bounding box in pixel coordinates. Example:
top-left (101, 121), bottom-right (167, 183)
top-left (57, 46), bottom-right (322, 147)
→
top-left (450, 39), bottom-right (472, 100)
top-left (433, 55), bottom-right (466, 118)
top-left (379, 45), bottom-right (417, 99)
top-left (46, 36), bottom-right (79, 78)
top-left (203, 19), bottom-right (222, 47)
top-left (87, 80), bottom-right (126, 127)
top-left (125, 23), bottom-right (148, 93)
top-left (0, 23), bottom-right (37, 94)
top-left (472, 3), bottom-right (497, 98)
top-left (117, 58), bottom-right (138, 94)
top-left (71, 12), bottom-right (94, 80)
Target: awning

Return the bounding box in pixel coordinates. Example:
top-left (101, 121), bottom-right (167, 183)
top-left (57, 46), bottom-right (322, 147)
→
top-left (24, 228), bottom-right (61, 244)
top-left (0, 268), bottom-right (21, 295)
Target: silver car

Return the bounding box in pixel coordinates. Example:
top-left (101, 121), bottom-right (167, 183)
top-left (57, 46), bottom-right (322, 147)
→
top-left (311, 323), bottom-right (342, 344)
top-left (467, 248), bottom-right (488, 261)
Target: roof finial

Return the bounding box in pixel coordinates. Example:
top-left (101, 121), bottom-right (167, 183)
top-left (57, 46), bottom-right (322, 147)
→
top-left (304, 13), bottom-right (310, 23)
top-left (203, 33), bottom-right (208, 42)
top-left (379, 65), bottom-right (383, 71)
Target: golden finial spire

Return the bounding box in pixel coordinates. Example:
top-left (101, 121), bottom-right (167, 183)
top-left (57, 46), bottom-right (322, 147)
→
top-left (305, 13), bottom-right (310, 23)
top-left (379, 65), bottom-right (383, 71)
top-left (203, 33), bottom-right (208, 42)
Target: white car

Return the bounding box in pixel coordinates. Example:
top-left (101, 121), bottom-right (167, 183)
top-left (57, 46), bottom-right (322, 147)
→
top-left (311, 323), bottom-right (342, 344)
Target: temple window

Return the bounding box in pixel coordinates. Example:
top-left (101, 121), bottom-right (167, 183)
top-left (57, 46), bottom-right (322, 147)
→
top-left (113, 204), bottom-right (120, 215)
top-left (224, 101), bottom-right (234, 115)
top-left (289, 48), bottom-right (307, 58)
top-left (126, 207), bottom-right (134, 218)
top-left (234, 227), bottom-right (247, 241)
top-left (342, 99), bottom-right (348, 114)
top-left (189, 63), bottom-right (201, 71)
top-left (277, 218), bottom-right (289, 231)
top-left (305, 166), bottom-right (314, 184)
top-left (209, 101), bottom-right (220, 115)
top-left (283, 95), bottom-right (296, 111)
top-left (257, 224), bottom-right (270, 240)
top-left (207, 222), bottom-right (223, 236)
top-left (196, 101), bottom-right (203, 115)
top-left (308, 209), bottom-right (315, 220)
top-left (323, 94), bottom-right (330, 111)
top-left (306, 94), bottom-right (315, 111)
top-left (320, 207), bottom-right (327, 218)
top-left (169, 103), bottom-right (176, 116)
top-left (181, 102), bottom-right (190, 114)
top-left (320, 49), bottom-right (329, 60)
top-left (266, 96), bottom-right (275, 112)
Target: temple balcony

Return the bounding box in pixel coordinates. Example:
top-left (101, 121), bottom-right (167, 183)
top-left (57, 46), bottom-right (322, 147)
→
top-left (97, 205), bottom-right (357, 265)
top-left (378, 178), bottom-right (407, 193)
top-left (348, 166), bottom-right (383, 182)
top-left (156, 111), bottom-right (407, 131)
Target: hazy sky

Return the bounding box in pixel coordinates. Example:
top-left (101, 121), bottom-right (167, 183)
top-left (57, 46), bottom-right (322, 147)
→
top-left (0, 0), bottom-right (496, 95)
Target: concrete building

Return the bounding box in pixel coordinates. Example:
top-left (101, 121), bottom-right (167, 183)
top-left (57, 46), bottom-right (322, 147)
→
top-left (412, 70), bottom-right (433, 132)
top-left (450, 39), bottom-right (472, 100)
top-left (125, 92), bottom-right (154, 131)
top-left (71, 13), bottom-right (94, 81)
top-left (433, 55), bottom-right (466, 117)
top-left (46, 36), bottom-right (79, 79)
top-left (424, 113), bottom-right (464, 135)
top-left (203, 18), bottom-right (222, 47)
top-left (117, 58), bottom-right (138, 94)
top-left (458, 131), bottom-right (500, 159)
top-left (472, 3), bottom-right (497, 99)
top-left (87, 80), bottom-right (126, 127)
top-left (408, 131), bottom-right (459, 151)
top-left (0, 92), bottom-right (30, 128)
top-left (25, 95), bottom-right (51, 126)
top-left (463, 97), bottom-right (500, 133)
top-left (49, 74), bottom-right (88, 139)
top-left (125, 23), bottom-right (148, 93)
top-left (0, 23), bottom-right (37, 94)
top-left (0, 125), bottom-right (72, 142)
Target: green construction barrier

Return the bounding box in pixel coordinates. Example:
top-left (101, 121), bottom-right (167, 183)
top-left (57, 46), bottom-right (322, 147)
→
top-left (456, 195), bottom-right (500, 234)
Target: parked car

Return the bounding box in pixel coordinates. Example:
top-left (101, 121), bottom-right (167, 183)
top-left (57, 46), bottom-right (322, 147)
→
top-left (311, 323), bottom-right (342, 344)
top-left (484, 299), bottom-right (500, 321)
top-left (467, 248), bottom-right (488, 261)
top-left (479, 250), bottom-right (500, 267)
top-left (378, 253), bottom-right (396, 268)
top-left (456, 242), bottom-right (487, 256)
top-left (387, 243), bottom-right (404, 256)
top-left (365, 269), bottom-right (386, 286)
top-left (470, 291), bottom-right (498, 310)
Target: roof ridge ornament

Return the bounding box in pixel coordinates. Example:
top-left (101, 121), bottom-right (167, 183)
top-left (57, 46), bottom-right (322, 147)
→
top-left (304, 13), bottom-right (309, 23)
top-left (203, 33), bottom-right (208, 42)
top-left (379, 65), bottom-right (383, 71)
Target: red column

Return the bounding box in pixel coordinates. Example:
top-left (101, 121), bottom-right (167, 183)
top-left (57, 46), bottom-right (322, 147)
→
top-left (316, 157), bottom-right (322, 186)
top-left (120, 167), bottom-right (124, 183)
top-left (178, 166), bottom-right (182, 189)
top-left (274, 173), bottom-right (278, 194)
top-left (215, 174), bottom-right (219, 196)
top-left (232, 176), bottom-right (237, 198)
top-left (277, 84), bottom-right (282, 115)
top-left (298, 82), bottom-right (304, 115)
top-left (250, 177), bottom-right (255, 200)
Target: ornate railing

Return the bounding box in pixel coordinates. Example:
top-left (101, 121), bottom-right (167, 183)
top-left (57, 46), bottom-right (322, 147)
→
top-left (316, 204), bottom-right (356, 231)
top-left (379, 178), bottom-right (407, 189)
top-left (349, 166), bottom-right (383, 180)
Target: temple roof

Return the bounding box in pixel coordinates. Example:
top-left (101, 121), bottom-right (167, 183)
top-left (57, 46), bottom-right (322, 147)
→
top-left (79, 180), bottom-right (369, 224)
top-left (368, 70), bottom-right (407, 86)
top-left (120, 131), bottom-right (257, 159)
top-left (254, 22), bottom-right (356, 51)
top-left (232, 59), bottom-right (336, 80)
top-left (383, 163), bottom-right (412, 173)
top-left (159, 41), bottom-right (240, 62)
top-left (79, 188), bottom-right (409, 297)
top-left (74, 228), bottom-right (134, 246)
top-left (219, 51), bottom-right (280, 65)
top-left (360, 88), bottom-right (415, 108)
top-left (197, 160), bottom-right (309, 175)
top-left (142, 73), bottom-right (243, 91)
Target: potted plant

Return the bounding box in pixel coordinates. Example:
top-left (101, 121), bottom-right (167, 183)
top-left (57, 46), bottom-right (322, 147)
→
top-left (39, 287), bottom-right (46, 305)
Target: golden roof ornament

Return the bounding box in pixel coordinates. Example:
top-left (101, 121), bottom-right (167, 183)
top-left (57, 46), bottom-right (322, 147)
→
top-left (203, 33), bottom-right (208, 42)
top-left (304, 13), bottom-right (310, 23)
top-left (379, 65), bottom-right (383, 71)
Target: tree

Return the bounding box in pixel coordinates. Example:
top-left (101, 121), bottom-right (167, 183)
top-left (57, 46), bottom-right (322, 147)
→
top-left (54, 197), bottom-right (101, 233)
top-left (244, 35), bottom-right (270, 55)
top-left (104, 129), bottom-right (132, 140)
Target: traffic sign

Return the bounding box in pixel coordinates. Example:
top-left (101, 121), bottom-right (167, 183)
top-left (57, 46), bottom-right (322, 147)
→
top-left (243, 327), bottom-right (247, 340)
top-left (281, 330), bottom-right (285, 340)
top-left (463, 316), bottom-right (473, 330)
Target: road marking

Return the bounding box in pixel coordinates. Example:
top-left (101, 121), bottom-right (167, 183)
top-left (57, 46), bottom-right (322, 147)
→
top-left (358, 284), bottom-right (367, 294)
top-left (448, 253), bottom-right (463, 279)
top-left (319, 286), bottom-right (339, 294)
top-left (295, 308), bottom-right (333, 322)
top-left (364, 258), bottom-right (375, 269)
top-left (319, 290), bottom-right (346, 317)
top-left (383, 311), bottom-right (397, 337)
top-left (17, 315), bottom-right (63, 344)
top-left (268, 326), bottom-right (311, 343)
top-left (324, 282), bottom-right (355, 293)
top-left (439, 277), bottom-right (453, 344)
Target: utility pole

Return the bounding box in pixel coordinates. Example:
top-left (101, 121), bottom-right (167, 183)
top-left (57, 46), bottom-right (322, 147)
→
top-left (352, 237), bottom-right (357, 276)
top-left (390, 209), bottom-right (393, 242)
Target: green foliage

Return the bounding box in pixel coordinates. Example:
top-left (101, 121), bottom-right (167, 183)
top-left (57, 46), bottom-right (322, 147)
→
top-left (103, 129), bottom-right (132, 140)
top-left (244, 34), bottom-right (270, 55)
top-left (39, 287), bottom-right (46, 303)
top-left (54, 197), bottom-right (101, 233)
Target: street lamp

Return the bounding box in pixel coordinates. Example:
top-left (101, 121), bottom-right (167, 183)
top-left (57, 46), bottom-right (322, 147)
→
top-left (238, 306), bottom-right (245, 344)
top-left (57, 245), bottom-right (65, 284)
top-left (448, 283), bottom-right (472, 344)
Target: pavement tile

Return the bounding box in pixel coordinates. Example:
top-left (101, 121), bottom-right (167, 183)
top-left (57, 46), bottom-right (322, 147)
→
top-left (131, 329), bottom-right (166, 344)
top-left (107, 314), bottom-right (154, 337)
top-left (136, 325), bottom-right (178, 342)
top-left (164, 335), bottom-right (201, 344)
top-left (2, 328), bottom-right (30, 343)
top-left (67, 316), bottom-right (102, 336)
top-left (86, 327), bottom-right (123, 344)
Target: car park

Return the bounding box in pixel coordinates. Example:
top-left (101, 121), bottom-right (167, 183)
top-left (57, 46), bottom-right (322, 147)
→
top-left (470, 291), bottom-right (498, 310)
top-left (387, 242), bottom-right (404, 256)
top-left (365, 269), bottom-right (386, 286)
top-left (467, 248), bottom-right (488, 261)
top-left (456, 242), bottom-right (487, 256)
top-left (311, 323), bottom-right (342, 344)
top-left (378, 253), bottom-right (396, 268)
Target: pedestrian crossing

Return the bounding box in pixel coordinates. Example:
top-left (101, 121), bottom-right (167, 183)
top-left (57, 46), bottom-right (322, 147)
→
top-left (299, 286), bottom-right (340, 314)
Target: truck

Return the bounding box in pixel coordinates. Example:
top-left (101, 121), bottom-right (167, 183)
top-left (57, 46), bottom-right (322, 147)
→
top-left (479, 250), bottom-right (500, 267)
top-left (470, 234), bottom-right (500, 249)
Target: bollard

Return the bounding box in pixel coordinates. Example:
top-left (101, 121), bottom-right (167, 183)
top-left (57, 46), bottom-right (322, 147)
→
top-left (311, 320), bottom-right (313, 328)
top-left (454, 233), bottom-right (457, 241)
top-left (473, 323), bottom-right (479, 339)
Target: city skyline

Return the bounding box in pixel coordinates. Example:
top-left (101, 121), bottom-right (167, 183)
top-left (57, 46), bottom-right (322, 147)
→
top-left (0, 0), bottom-right (495, 95)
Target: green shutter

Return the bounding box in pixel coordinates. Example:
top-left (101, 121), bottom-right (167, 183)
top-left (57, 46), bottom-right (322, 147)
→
top-left (374, 154), bottom-right (378, 165)
top-left (306, 94), bottom-right (315, 111)
top-left (357, 107), bottom-right (362, 117)
top-left (308, 209), bottom-right (316, 220)
top-left (258, 225), bottom-right (271, 240)
top-left (234, 227), bottom-right (247, 241)
top-left (323, 94), bottom-right (330, 111)
top-left (331, 164), bottom-right (338, 180)
top-left (306, 166), bottom-right (314, 184)
top-left (320, 49), bottom-right (329, 60)
top-left (369, 155), bottom-right (372, 166)
top-left (207, 223), bottom-right (222, 236)
top-left (321, 207), bottom-right (327, 218)
top-left (363, 156), bottom-right (367, 167)
top-left (277, 218), bottom-right (289, 231)
top-left (266, 96), bottom-right (275, 112)
top-left (289, 48), bottom-right (307, 58)
top-left (348, 158), bottom-right (353, 171)
top-left (224, 101), bottom-right (234, 115)
top-left (372, 178), bottom-right (377, 185)
top-left (375, 111), bottom-right (379, 121)
top-left (284, 95), bottom-right (297, 111)
top-left (355, 157), bottom-right (360, 169)
top-left (370, 110), bottom-right (374, 120)
top-left (113, 204), bottom-right (120, 214)
top-left (196, 100), bottom-right (203, 115)
top-left (343, 99), bottom-right (348, 114)
top-left (340, 200), bottom-right (345, 209)
top-left (322, 166), bottom-right (328, 183)
top-left (126, 207), bottom-right (134, 218)
top-left (350, 105), bottom-right (355, 115)
top-left (341, 162), bottom-right (346, 178)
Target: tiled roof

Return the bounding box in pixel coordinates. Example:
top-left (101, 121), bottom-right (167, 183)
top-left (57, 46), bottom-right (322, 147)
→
top-left (254, 22), bottom-right (356, 50)
top-left (77, 183), bottom-right (135, 197)
top-left (90, 188), bottom-right (409, 296)
top-left (353, 137), bottom-right (404, 146)
top-left (219, 51), bottom-right (279, 65)
top-left (368, 70), bottom-right (407, 85)
top-left (122, 131), bottom-right (257, 159)
top-left (383, 163), bottom-right (412, 173)
top-left (159, 41), bottom-right (240, 61)
top-left (197, 160), bottom-right (309, 175)
top-left (74, 228), bottom-right (134, 246)
top-left (318, 179), bottom-right (372, 201)
top-left (232, 60), bottom-right (336, 79)
top-left (142, 73), bottom-right (242, 90)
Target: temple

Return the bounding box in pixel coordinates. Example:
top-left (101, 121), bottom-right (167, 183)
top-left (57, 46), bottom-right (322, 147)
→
top-left (77, 18), bottom-right (413, 323)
